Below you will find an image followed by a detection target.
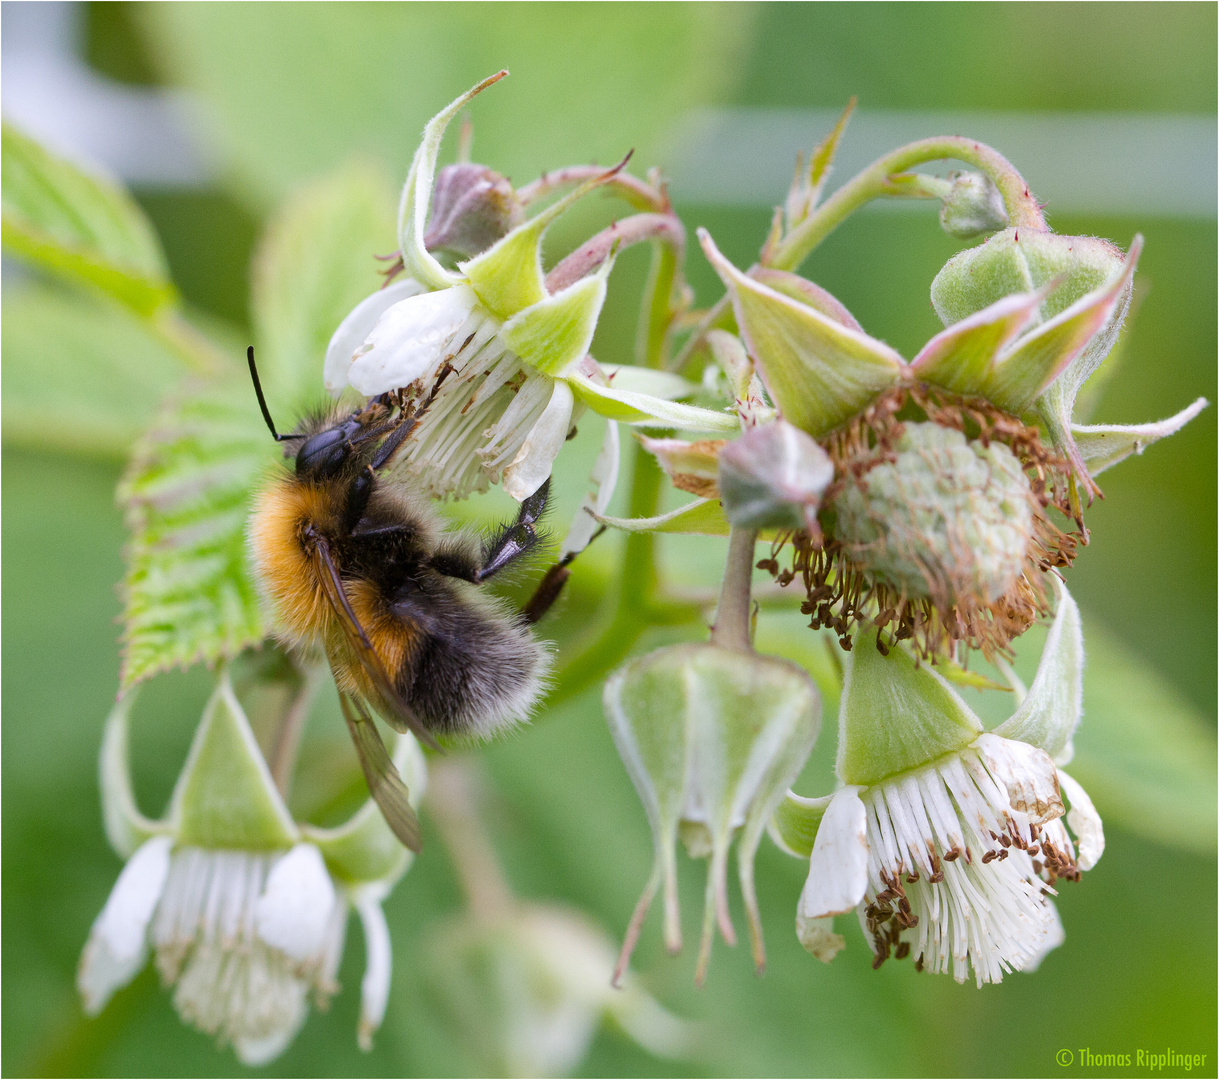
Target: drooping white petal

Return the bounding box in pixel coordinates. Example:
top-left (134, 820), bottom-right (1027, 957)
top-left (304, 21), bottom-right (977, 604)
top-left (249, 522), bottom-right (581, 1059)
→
top-left (1022, 900), bottom-right (1066, 972)
top-left (347, 284), bottom-right (482, 397)
top-left (354, 886), bottom-right (393, 1052)
top-left (1057, 770), bottom-right (1105, 870)
top-left (973, 733), bottom-right (1064, 824)
top-left (255, 844), bottom-right (337, 964)
top-left (77, 835), bottom-right (172, 1014)
top-left (795, 912), bottom-right (846, 963)
top-left (561, 418), bottom-right (620, 558)
top-left (502, 378), bottom-right (575, 501)
top-left (798, 787), bottom-right (869, 920)
top-left (323, 278), bottom-right (427, 394)
top-left (234, 1019), bottom-right (306, 1069)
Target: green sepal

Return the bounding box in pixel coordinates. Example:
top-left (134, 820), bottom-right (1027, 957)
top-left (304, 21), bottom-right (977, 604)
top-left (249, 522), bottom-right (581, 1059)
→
top-left (597, 364), bottom-right (695, 401)
top-left (99, 688), bottom-right (170, 860)
top-left (1069, 398), bottom-right (1208, 477)
top-left (462, 168), bottom-right (617, 321)
top-left (398, 72), bottom-right (506, 292)
top-left (768, 791), bottom-right (832, 859)
top-left (995, 579), bottom-right (1083, 764)
top-left (908, 288), bottom-right (1043, 395)
top-left (568, 372), bottom-right (739, 432)
top-left (302, 733), bottom-right (425, 885)
top-left (597, 497), bottom-right (732, 536)
top-left (837, 627), bottom-right (982, 786)
top-left (499, 252), bottom-right (615, 375)
top-left (169, 670), bottom-right (298, 849)
top-left (1, 123), bottom-right (176, 316)
top-left (700, 229), bottom-right (904, 437)
top-left (984, 240), bottom-right (1140, 414)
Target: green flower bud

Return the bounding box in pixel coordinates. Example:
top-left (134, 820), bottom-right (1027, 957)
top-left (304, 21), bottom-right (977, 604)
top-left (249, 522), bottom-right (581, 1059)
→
top-left (424, 163), bottom-right (523, 259)
top-left (930, 227), bottom-right (1127, 328)
top-left (718, 419), bottom-right (833, 533)
top-left (831, 422), bottom-right (1034, 606)
top-left (604, 643), bottom-right (819, 983)
top-left (937, 171), bottom-right (1009, 239)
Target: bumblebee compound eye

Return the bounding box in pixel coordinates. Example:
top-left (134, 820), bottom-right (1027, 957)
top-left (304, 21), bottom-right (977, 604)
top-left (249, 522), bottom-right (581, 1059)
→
top-left (295, 420), bottom-right (364, 478)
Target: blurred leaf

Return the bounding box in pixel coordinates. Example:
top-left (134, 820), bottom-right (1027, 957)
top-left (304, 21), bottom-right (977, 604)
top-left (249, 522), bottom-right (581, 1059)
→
top-left (117, 384), bottom-right (273, 689)
top-left (1, 284), bottom-right (185, 459)
top-left (251, 161), bottom-right (397, 408)
top-left (1067, 623), bottom-right (1217, 854)
top-left (0, 123), bottom-right (175, 316)
top-left (136, 4), bottom-right (755, 209)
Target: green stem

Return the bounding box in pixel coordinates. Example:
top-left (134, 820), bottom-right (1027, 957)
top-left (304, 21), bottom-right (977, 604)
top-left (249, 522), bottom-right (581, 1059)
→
top-left (767, 136), bottom-right (1045, 273)
top-left (709, 526), bottom-right (758, 652)
top-left (635, 238), bottom-right (679, 369)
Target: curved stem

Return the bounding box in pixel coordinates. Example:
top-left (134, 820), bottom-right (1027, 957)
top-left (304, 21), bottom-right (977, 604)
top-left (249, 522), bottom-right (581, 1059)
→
top-left (518, 165), bottom-right (669, 213)
top-left (427, 757), bottom-right (515, 921)
top-left (544, 213), bottom-right (684, 295)
top-left (269, 665), bottom-right (324, 797)
top-left (767, 136), bottom-right (1045, 273)
top-left (709, 526), bottom-right (758, 652)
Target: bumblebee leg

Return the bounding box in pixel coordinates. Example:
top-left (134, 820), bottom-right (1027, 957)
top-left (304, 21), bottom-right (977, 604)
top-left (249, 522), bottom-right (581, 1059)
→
top-left (432, 479), bottom-right (552, 584)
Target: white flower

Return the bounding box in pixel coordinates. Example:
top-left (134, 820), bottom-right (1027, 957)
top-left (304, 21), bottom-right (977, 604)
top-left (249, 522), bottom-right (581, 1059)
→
top-left (797, 732), bottom-right (1094, 987)
top-left (783, 579), bottom-right (1103, 986)
top-left (323, 75), bottom-right (737, 502)
top-left (78, 671), bottom-right (422, 1064)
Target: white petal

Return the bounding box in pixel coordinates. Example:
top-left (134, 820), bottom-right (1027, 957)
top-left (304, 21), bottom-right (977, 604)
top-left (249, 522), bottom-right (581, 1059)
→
top-left (354, 887), bottom-right (392, 1052)
top-left (233, 1001), bottom-right (308, 1067)
top-left (1023, 900), bottom-right (1066, 972)
top-left (255, 844), bottom-right (337, 963)
top-left (78, 836), bottom-right (172, 1014)
top-left (323, 278), bottom-right (427, 394)
top-left (502, 378), bottom-right (575, 501)
top-left (347, 284), bottom-right (480, 397)
top-left (795, 912), bottom-right (846, 963)
top-left (1058, 769), bottom-right (1105, 870)
top-left (560, 419), bottom-right (620, 558)
top-left (973, 732), bottom-right (1064, 823)
top-left (797, 787), bottom-right (869, 920)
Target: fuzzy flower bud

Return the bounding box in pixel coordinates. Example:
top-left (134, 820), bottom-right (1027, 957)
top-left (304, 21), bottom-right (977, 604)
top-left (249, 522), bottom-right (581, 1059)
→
top-left (718, 419), bottom-right (833, 533)
top-left (424, 162), bottom-right (523, 259)
top-left (937, 171), bottom-right (1009, 238)
top-left (831, 421), bottom-right (1035, 606)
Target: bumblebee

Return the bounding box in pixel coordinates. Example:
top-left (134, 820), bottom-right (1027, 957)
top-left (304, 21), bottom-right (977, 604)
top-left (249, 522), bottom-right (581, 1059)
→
top-left (246, 349), bottom-right (568, 852)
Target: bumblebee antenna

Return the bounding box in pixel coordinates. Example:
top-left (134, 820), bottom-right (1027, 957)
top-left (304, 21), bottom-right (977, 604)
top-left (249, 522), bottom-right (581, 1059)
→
top-left (247, 345), bottom-right (301, 442)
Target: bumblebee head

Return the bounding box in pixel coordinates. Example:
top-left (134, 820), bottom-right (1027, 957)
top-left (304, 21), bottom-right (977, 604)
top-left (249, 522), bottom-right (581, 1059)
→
top-left (293, 419), bottom-right (367, 479)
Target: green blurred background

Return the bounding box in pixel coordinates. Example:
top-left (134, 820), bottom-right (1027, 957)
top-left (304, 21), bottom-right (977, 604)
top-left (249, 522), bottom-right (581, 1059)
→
top-left (3, 3), bottom-right (1215, 1076)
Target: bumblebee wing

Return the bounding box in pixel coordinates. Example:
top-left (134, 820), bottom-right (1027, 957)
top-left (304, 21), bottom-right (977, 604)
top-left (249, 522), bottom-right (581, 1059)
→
top-left (339, 692), bottom-right (423, 853)
top-left (311, 534), bottom-right (441, 751)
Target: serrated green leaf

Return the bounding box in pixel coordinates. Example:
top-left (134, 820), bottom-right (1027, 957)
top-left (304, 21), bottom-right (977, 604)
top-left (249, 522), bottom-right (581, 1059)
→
top-left (2, 283), bottom-right (187, 459)
top-left (118, 384), bottom-right (275, 689)
top-left (1, 123), bottom-right (175, 316)
top-left (251, 161), bottom-right (397, 408)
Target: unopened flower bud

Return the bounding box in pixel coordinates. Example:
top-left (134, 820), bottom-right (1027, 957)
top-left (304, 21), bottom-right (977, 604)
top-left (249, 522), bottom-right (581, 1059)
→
top-left (937, 171), bottom-right (1009, 238)
top-left (831, 421), bottom-right (1035, 606)
top-left (604, 643), bottom-right (819, 983)
top-left (718, 419), bottom-right (833, 533)
top-left (424, 163), bottom-right (523, 259)
top-left (931, 226), bottom-right (1127, 329)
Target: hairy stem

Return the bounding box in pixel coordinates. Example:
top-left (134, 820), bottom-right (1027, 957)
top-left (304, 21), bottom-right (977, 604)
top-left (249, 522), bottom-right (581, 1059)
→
top-left (427, 757), bottom-right (515, 920)
top-left (518, 165), bottom-right (669, 213)
top-left (544, 212), bottom-right (684, 296)
top-left (710, 526), bottom-right (759, 652)
top-left (767, 136), bottom-right (1045, 273)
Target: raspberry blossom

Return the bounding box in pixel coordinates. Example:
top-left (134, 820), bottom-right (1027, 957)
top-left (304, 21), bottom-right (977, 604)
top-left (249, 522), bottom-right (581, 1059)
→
top-left (78, 672), bottom-right (423, 1063)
